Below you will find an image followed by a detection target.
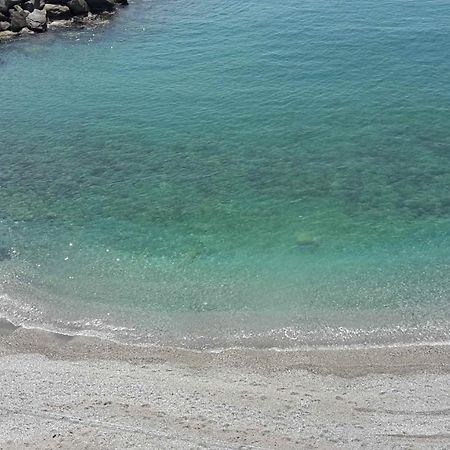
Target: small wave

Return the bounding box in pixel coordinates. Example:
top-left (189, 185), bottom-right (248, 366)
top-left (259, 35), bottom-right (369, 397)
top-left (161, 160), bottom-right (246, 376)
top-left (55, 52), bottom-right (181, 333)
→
top-left (1, 290), bottom-right (450, 353)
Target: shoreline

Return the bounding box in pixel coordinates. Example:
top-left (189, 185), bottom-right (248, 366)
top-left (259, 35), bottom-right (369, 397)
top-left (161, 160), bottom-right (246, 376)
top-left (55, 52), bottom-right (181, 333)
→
top-left (2, 286), bottom-right (449, 352)
top-left (1, 318), bottom-right (450, 448)
top-left (1, 316), bottom-right (449, 377)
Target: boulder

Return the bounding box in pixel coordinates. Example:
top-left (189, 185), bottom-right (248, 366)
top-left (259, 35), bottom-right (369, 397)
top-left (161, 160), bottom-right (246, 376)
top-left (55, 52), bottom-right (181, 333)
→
top-left (10, 6), bottom-right (28, 31)
top-left (67, 0), bottom-right (89, 15)
top-left (0, 0), bottom-right (7, 14)
top-left (44, 3), bottom-right (71, 20)
top-left (26, 7), bottom-right (46, 31)
top-left (22, 0), bottom-right (34, 11)
top-left (0, 20), bottom-right (10, 30)
top-left (85, 0), bottom-right (114, 13)
top-left (0, 12), bottom-right (8, 20)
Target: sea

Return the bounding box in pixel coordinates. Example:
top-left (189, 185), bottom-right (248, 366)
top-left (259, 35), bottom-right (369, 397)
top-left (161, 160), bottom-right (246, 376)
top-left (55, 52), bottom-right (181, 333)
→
top-left (0, 0), bottom-right (449, 349)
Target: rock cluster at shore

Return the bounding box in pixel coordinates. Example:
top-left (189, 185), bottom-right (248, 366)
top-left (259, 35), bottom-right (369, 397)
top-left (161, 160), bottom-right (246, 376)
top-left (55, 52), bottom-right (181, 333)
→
top-left (0, 0), bottom-right (127, 38)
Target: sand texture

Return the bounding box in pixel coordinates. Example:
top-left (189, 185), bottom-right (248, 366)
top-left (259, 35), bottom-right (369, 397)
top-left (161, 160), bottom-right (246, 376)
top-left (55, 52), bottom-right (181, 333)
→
top-left (0, 321), bottom-right (449, 449)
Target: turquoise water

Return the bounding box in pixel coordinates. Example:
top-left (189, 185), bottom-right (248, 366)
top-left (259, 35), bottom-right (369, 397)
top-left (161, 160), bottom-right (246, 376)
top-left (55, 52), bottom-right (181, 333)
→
top-left (0, 0), bottom-right (450, 348)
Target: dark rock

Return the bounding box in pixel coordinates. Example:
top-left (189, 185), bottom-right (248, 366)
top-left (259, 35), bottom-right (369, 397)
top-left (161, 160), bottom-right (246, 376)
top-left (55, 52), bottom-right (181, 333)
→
top-left (44, 3), bottom-right (71, 20)
top-left (115, 0), bottom-right (127, 5)
top-left (6, 0), bottom-right (22, 8)
top-left (22, 0), bottom-right (34, 11)
top-left (0, 20), bottom-right (10, 30)
top-left (45, 0), bottom-right (70, 4)
top-left (0, 247), bottom-right (11, 261)
top-left (26, 7), bottom-right (46, 31)
top-left (33, 0), bottom-right (45, 9)
top-left (10, 7), bottom-right (28, 31)
top-left (85, 0), bottom-right (114, 13)
top-left (67, 0), bottom-right (89, 15)
top-left (0, 12), bottom-right (8, 20)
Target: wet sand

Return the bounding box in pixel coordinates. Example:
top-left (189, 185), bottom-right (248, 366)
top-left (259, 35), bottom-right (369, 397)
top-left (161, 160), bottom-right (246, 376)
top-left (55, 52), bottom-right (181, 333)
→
top-left (0, 318), bottom-right (449, 449)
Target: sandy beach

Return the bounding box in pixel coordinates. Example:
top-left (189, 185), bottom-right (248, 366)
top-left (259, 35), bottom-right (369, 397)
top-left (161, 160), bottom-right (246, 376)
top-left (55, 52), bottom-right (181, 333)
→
top-left (0, 319), bottom-right (449, 449)
top-left (2, 0), bottom-right (450, 447)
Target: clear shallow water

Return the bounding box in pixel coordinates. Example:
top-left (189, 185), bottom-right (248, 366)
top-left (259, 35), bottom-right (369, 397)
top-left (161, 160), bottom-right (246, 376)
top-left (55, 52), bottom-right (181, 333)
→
top-left (0, 0), bottom-right (450, 348)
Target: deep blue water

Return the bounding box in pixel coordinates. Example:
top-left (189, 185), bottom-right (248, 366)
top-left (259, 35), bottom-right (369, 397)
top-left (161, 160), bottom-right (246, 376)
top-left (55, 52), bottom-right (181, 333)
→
top-left (0, 0), bottom-right (449, 348)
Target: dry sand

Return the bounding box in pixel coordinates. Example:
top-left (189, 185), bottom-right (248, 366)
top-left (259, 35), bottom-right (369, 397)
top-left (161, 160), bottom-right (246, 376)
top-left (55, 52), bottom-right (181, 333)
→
top-left (0, 318), bottom-right (449, 449)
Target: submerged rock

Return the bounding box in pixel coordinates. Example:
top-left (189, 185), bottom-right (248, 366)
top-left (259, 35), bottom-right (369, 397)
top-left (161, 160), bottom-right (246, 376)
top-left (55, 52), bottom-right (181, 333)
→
top-left (0, 247), bottom-right (11, 261)
top-left (295, 232), bottom-right (320, 250)
top-left (67, 0), bottom-right (89, 15)
top-left (26, 8), bottom-right (46, 31)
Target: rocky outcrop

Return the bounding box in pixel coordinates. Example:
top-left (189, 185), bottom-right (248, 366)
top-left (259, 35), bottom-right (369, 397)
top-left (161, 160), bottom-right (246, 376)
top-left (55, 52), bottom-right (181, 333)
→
top-left (0, 0), bottom-right (126, 38)
top-left (26, 7), bottom-right (46, 30)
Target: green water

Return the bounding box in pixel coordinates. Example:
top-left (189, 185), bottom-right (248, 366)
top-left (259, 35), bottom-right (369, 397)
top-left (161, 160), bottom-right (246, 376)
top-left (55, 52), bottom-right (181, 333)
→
top-left (0, 0), bottom-right (449, 348)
